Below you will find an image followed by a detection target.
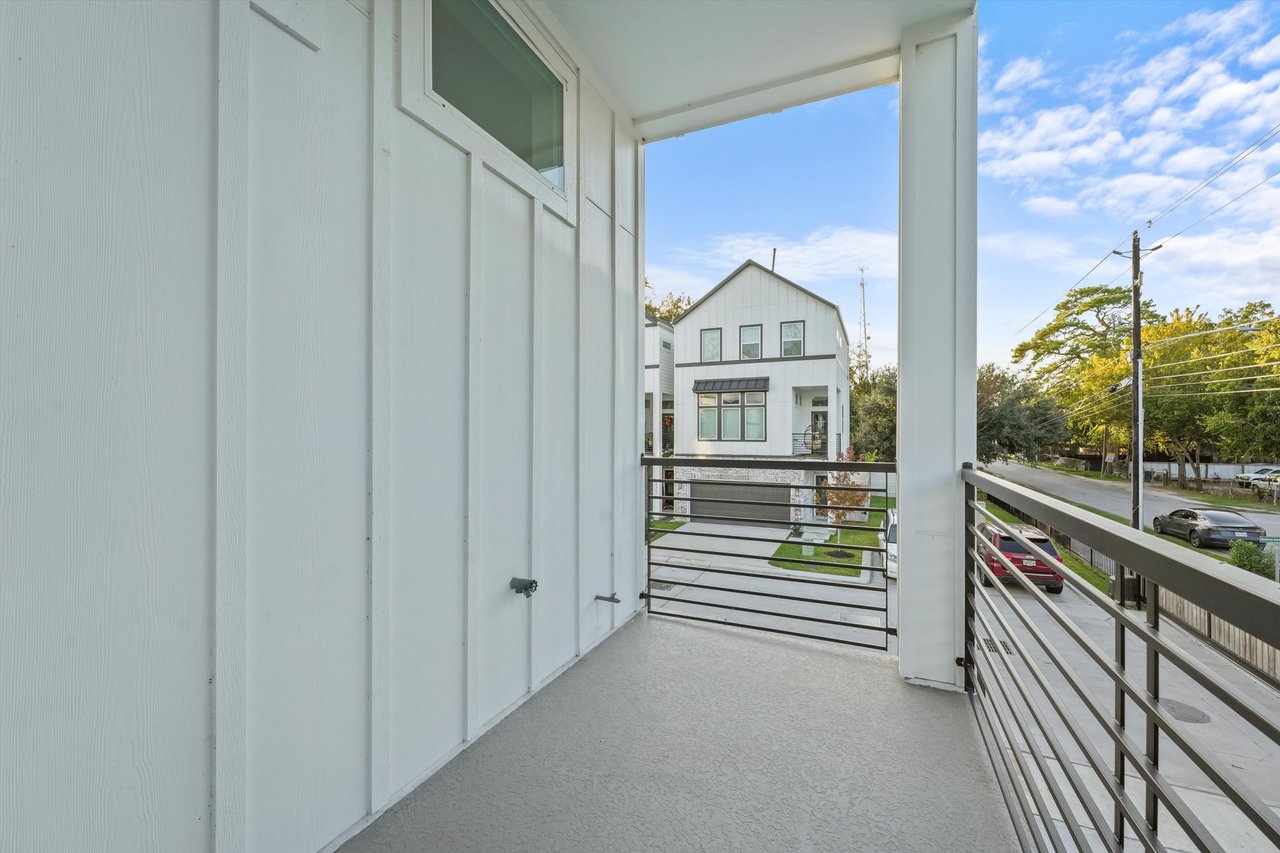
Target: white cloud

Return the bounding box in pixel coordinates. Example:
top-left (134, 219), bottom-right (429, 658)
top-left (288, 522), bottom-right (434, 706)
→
top-left (994, 57), bottom-right (1049, 93)
top-left (1247, 33), bottom-right (1280, 67)
top-left (1163, 145), bottom-right (1228, 176)
top-left (1022, 196), bottom-right (1079, 217)
top-left (645, 264), bottom-right (716, 298)
top-left (1121, 86), bottom-right (1160, 115)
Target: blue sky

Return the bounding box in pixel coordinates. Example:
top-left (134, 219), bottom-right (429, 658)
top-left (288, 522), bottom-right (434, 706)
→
top-left (645, 0), bottom-right (1280, 369)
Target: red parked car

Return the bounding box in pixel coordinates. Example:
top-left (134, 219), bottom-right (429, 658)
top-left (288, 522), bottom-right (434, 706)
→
top-left (977, 522), bottom-right (1064, 595)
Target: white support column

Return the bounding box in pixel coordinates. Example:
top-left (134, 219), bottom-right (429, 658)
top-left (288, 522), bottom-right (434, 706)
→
top-left (897, 11), bottom-right (978, 690)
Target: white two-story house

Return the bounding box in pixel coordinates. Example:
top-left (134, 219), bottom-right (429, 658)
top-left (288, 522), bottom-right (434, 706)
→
top-left (667, 261), bottom-right (851, 526)
top-left (643, 310), bottom-right (674, 455)
top-left (673, 260), bottom-right (850, 460)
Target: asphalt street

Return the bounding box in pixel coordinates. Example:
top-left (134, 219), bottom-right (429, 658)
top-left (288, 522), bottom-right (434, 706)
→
top-left (986, 460), bottom-right (1280, 535)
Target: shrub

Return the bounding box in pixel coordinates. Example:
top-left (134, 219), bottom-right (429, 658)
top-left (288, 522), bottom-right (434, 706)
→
top-left (1228, 541), bottom-right (1275, 579)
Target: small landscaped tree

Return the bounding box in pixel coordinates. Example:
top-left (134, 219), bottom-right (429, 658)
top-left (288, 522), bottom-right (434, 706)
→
top-left (823, 445), bottom-right (871, 528)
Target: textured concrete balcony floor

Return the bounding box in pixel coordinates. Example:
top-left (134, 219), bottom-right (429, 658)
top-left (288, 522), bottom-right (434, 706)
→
top-left (341, 614), bottom-right (1016, 853)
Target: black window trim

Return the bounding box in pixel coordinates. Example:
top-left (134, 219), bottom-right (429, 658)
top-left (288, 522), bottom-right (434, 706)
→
top-left (780, 319), bottom-right (805, 358)
top-left (696, 390), bottom-right (767, 441)
top-left (739, 323), bottom-right (763, 360)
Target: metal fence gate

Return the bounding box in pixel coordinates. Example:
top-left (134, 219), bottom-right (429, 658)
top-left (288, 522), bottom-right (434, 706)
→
top-left (641, 455), bottom-right (897, 651)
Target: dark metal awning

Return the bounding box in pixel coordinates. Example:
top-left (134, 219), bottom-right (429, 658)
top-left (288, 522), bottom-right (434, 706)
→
top-left (692, 377), bottom-right (769, 393)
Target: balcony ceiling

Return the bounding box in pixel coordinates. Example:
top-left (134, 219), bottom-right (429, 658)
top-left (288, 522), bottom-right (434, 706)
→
top-left (536, 0), bottom-right (973, 140)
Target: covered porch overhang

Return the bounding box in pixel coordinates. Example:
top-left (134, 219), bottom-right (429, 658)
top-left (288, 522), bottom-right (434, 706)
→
top-left (539, 0), bottom-right (979, 690)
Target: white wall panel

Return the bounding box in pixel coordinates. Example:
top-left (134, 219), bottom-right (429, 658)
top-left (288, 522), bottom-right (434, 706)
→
top-left (581, 79), bottom-right (614, 215)
top-left (0, 3), bottom-right (217, 850)
top-left (387, 115), bottom-right (469, 792)
top-left (245, 6), bottom-right (371, 850)
top-left (614, 228), bottom-right (641, 610)
top-left (533, 212), bottom-right (581, 682)
top-left (473, 170), bottom-right (534, 723)
top-left (615, 118), bottom-right (637, 234)
top-left (580, 203), bottom-right (616, 645)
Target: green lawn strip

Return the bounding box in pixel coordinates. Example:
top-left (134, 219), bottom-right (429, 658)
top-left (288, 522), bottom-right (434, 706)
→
top-left (646, 519), bottom-right (685, 543)
top-left (769, 525), bottom-right (870, 577)
top-left (981, 503), bottom-right (1113, 593)
top-left (1145, 486), bottom-right (1269, 513)
top-left (1039, 463), bottom-right (1125, 483)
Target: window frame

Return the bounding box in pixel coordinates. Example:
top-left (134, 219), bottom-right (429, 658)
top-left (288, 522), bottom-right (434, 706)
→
top-left (696, 390), bottom-right (767, 442)
top-left (401, 0), bottom-right (579, 223)
top-left (739, 324), bottom-right (763, 360)
top-left (700, 328), bottom-right (723, 363)
top-left (780, 320), bottom-right (805, 358)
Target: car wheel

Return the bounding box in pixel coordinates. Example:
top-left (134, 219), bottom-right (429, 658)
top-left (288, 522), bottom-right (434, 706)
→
top-left (1046, 584), bottom-right (1063, 595)
top-left (1152, 518), bottom-right (1162, 533)
top-left (1190, 531), bottom-right (1203, 548)
top-left (980, 575), bottom-right (993, 587)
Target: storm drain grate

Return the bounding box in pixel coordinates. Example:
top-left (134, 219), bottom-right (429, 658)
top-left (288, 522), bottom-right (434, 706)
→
top-left (982, 637), bottom-right (1013, 655)
top-left (1161, 699), bottom-right (1211, 724)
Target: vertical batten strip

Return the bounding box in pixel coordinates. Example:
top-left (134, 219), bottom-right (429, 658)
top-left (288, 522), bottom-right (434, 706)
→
top-left (529, 199), bottom-right (543, 690)
top-left (367, 0), bottom-right (393, 815)
top-left (464, 155), bottom-right (483, 740)
top-left (214, 1), bottom-right (249, 850)
top-left (635, 141), bottom-right (647, 604)
top-left (607, 111), bottom-right (618, 632)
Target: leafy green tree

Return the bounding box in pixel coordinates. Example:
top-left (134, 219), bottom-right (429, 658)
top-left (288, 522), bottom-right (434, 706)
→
top-left (849, 365), bottom-right (897, 461)
top-left (644, 278), bottom-right (693, 324)
top-left (977, 364), bottom-right (1069, 464)
top-left (1012, 285), bottom-right (1159, 380)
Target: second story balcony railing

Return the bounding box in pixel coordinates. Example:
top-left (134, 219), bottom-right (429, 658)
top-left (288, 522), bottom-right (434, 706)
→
top-left (791, 429), bottom-right (828, 456)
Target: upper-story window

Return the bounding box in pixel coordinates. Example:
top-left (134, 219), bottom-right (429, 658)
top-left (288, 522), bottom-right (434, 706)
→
top-left (740, 324), bottom-right (762, 360)
top-left (781, 321), bottom-right (805, 358)
top-left (701, 328), bottom-right (722, 362)
top-left (432, 0), bottom-right (565, 188)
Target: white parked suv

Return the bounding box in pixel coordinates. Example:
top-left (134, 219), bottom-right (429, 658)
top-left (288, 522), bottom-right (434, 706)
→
top-left (880, 508), bottom-right (898, 580)
top-left (1236, 466), bottom-right (1280, 487)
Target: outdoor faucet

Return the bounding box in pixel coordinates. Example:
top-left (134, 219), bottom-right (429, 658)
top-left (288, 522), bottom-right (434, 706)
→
top-left (510, 577), bottom-right (538, 598)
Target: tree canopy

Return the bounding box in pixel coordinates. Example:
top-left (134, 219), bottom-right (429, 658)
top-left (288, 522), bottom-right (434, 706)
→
top-left (644, 279), bottom-right (693, 324)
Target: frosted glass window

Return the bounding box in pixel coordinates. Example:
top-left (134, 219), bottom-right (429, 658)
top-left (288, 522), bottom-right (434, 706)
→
top-left (698, 408), bottom-right (718, 440)
top-left (701, 329), bottom-right (721, 362)
top-left (781, 321), bottom-right (804, 357)
top-left (721, 407), bottom-right (741, 440)
top-left (432, 0), bottom-right (565, 187)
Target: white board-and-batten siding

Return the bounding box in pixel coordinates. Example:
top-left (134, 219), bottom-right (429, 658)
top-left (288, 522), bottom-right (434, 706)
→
top-left (0, 2), bottom-right (643, 851)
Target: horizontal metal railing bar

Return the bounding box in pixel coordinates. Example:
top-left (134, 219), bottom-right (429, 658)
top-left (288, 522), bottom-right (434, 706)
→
top-left (647, 488), bottom-right (889, 509)
top-left (646, 475), bottom-right (888, 494)
top-left (971, 665), bottom-right (1070, 853)
top-left (644, 608), bottom-right (890, 651)
top-left (646, 509), bottom-right (886, 533)
top-left (646, 576), bottom-right (886, 613)
top-left (642, 454), bottom-right (896, 474)
top-left (647, 560), bottom-right (883, 591)
top-left (970, 609), bottom-right (1123, 852)
top-left (970, 689), bottom-right (1037, 853)
top-left (649, 543), bottom-right (888, 571)
top-left (972, 502), bottom-right (1280, 750)
top-left (969, 546), bottom-right (1225, 851)
top-left (646, 525), bottom-right (885, 552)
top-left (971, 679), bottom-right (1053, 853)
top-left (969, 595), bottom-right (1161, 852)
top-left (970, 523), bottom-right (1280, 847)
top-left (965, 467), bottom-right (1280, 648)
top-left (645, 592), bottom-right (886, 628)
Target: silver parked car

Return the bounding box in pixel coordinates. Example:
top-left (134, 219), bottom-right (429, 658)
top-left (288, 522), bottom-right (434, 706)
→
top-left (1236, 466), bottom-right (1280, 487)
top-left (1152, 507), bottom-right (1266, 548)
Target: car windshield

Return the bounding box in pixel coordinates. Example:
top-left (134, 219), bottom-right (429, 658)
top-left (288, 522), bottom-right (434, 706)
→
top-left (1201, 510), bottom-right (1248, 525)
top-left (1000, 537), bottom-right (1057, 557)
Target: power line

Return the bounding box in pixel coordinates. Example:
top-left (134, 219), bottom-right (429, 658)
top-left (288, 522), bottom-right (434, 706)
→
top-left (1148, 386), bottom-right (1280, 399)
top-left (1145, 372), bottom-right (1280, 391)
top-left (1159, 165), bottom-right (1280, 247)
top-left (1144, 341), bottom-right (1280, 372)
top-left (1147, 120), bottom-right (1280, 227)
top-left (1144, 358), bottom-right (1280, 382)
top-left (1004, 237), bottom-right (1131, 344)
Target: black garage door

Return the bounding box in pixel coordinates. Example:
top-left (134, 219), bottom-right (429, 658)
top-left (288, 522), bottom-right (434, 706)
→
top-left (689, 480), bottom-right (791, 527)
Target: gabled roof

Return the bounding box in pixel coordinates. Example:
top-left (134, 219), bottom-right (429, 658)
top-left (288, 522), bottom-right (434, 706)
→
top-left (673, 259), bottom-right (848, 341)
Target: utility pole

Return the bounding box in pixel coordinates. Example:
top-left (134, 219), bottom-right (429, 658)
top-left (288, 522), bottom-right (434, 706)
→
top-left (852, 266), bottom-right (871, 384)
top-left (1131, 231), bottom-right (1143, 543)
